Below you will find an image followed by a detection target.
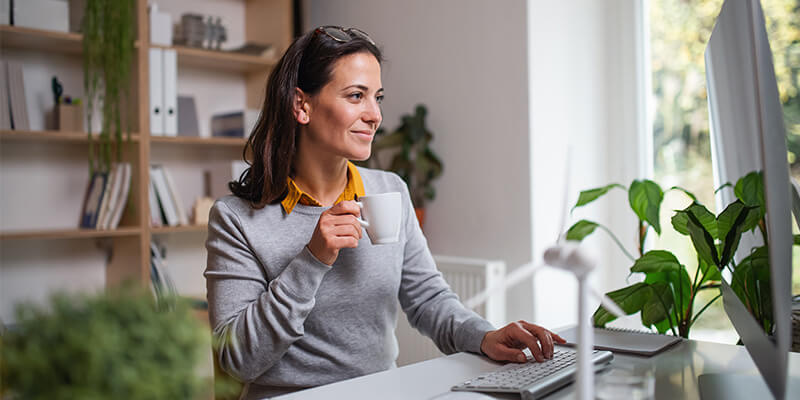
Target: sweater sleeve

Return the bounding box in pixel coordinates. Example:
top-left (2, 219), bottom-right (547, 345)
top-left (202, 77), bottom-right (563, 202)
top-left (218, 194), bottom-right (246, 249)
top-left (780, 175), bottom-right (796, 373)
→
top-left (394, 177), bottom-right (496, 355)
top-left (204, 201), bottom-right (331, 382)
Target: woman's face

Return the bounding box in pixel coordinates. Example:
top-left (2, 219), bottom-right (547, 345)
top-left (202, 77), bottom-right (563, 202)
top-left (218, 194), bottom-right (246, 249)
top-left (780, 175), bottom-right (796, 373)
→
top-left (301, 52), bottom-right (383, 161)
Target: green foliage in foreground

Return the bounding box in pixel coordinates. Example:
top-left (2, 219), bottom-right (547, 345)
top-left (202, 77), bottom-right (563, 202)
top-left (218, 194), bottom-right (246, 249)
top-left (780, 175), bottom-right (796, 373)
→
top-left (1, 288), bottom-right (211, 400)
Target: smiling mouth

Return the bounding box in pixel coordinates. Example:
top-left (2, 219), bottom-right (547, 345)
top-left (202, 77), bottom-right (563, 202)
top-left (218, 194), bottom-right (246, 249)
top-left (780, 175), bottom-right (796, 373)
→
top-left (352, 130), bottom-right (374, 138)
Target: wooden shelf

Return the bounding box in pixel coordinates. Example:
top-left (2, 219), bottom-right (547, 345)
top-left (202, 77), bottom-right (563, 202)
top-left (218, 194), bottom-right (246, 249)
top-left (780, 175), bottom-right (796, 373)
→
top-left (0, 129), bottom-right (141, 143)
top-left (150, 136), bottom-right (247, 147)
top-left (151, 225), bottom-right (208, 234)
top-left (0, 25), bottom-right (83, 54)
top-left (0, 227), bottom-right (142, 241)
top-left (150, 44), bottom-right (277, 73)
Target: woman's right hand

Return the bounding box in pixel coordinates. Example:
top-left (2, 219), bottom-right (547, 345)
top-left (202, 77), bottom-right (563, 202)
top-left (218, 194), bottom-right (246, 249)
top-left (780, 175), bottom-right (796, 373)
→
top-left (307, 200), bottom-right (363, 265)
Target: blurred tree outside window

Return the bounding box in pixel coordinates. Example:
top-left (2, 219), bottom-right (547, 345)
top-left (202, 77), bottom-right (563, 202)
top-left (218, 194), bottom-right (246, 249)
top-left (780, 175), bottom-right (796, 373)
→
top-left (649, 0), bottom-right (799, 343)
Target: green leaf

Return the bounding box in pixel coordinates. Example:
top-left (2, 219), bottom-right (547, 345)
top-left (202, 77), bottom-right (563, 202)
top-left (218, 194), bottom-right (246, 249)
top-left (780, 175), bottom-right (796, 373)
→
top-left (671, 202), bottom-right (718, 239)
top-left (653, 317), bottom-right (672, 334)
top-left (566, 220), bottom-right (599, 242)
top-left (715, 182), bottom-right (732, 194)
top-left (641, 282), bottom-right (674, 326)
top-left (683, 207), bottom-right (720, 267)
top-left (645, 268), bottom-right (691, 316)
top-left (593, 282), bottom-right (651, 327)
top-left (718, 200), bottom-right (759, 267)
top-left (730, 247), bottom-right (772, 329)
top-left (628, 180), bottom-right (665, 234)
top-left (734, 171), bottom-right (765, 209)
top-left (572, 184), bottom-right (625, 212)
top-left (630, 250), bottom-right (683, 273)
top-left (668, 186), bottom-right (698, 202)
top-left (698, 257), bottom-right (722, 283)
top-left (795, 235), bottom-right (800, 245)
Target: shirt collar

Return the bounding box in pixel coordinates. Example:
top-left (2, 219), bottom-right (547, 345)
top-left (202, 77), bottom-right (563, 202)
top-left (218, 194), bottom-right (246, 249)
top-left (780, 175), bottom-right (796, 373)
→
top-left (281, 161), bottom-right (365, 214)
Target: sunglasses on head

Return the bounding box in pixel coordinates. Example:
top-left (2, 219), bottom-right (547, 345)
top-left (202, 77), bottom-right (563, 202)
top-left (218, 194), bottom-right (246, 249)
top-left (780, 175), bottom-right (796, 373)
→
top-left (314, 26), bottom-right (376, 46)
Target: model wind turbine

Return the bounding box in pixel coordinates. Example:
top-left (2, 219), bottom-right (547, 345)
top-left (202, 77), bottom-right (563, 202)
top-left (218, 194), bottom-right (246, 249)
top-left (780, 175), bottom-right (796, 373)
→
top-left (463, 147), bottom-right (625, 400)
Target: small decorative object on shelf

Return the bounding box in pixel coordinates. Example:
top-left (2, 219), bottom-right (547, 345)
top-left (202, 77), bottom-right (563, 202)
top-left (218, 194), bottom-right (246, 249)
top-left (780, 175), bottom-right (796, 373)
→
top-left (53, 76), bottom-right (84, 132)
top-left (175, 13), bottom-right (227, 50)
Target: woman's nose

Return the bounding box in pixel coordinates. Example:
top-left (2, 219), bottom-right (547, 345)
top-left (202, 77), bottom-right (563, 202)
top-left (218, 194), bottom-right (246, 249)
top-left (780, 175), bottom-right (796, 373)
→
top-left (363, 99), bottom-right (382, 126)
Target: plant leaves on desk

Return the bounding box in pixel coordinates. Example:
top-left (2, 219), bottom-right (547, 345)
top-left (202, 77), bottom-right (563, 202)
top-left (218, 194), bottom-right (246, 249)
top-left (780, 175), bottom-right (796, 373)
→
top-left (630, 250), bottom-right (683, 273)
top-left (628, 180), bottom-right (664, 234)
top-left (593, 282), bottom-right (651, 326)
top-left (641, 281), bottom-right (674, 326)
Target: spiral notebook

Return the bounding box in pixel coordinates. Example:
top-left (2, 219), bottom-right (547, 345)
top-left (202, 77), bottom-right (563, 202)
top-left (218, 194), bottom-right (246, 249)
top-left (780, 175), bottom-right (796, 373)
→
top-left (557, 326), bottom-right (683, 357)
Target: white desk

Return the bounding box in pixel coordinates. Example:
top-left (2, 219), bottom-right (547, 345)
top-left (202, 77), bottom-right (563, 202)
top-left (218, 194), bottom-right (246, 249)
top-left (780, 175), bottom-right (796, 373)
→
top-left (273, 339), bottom-right (800, 400)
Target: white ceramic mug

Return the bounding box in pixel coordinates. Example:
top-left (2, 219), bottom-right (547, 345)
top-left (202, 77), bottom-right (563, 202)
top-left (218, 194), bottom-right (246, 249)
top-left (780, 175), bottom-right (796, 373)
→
top-left (356, 192), bottom-right (402, 244)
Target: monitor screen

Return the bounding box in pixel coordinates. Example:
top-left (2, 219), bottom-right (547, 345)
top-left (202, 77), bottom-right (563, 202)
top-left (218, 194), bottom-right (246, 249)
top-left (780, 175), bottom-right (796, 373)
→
top-left (705, 0), bottom-right (793, 399)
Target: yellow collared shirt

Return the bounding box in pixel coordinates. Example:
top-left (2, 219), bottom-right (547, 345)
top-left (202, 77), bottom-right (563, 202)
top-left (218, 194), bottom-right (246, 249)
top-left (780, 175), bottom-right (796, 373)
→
top-left (281, 161), bottom-right (366, 214)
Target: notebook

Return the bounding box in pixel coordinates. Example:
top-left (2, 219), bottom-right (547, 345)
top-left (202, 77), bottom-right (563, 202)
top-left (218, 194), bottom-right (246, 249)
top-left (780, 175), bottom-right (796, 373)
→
top-left (557, 326), bottom-right (682, 357)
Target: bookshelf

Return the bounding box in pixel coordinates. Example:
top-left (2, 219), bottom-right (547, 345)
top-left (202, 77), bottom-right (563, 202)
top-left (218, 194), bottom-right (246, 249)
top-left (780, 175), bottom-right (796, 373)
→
top-left (0, 0), bottom-right (294, 320)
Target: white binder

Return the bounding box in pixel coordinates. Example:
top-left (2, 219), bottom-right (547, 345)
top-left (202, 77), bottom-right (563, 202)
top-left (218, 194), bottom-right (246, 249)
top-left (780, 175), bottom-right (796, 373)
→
top-left (162, 49), bottom-right (178, 136)
top-left (149, 48), bottom-right (164, 136)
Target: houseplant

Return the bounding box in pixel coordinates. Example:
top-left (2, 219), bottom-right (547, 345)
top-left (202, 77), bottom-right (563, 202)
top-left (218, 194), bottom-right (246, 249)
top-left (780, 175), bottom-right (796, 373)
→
top-left (359, 104), bottom-right (443, 228)
top-left (82, 0), bottom-right (136, 175)
top-left (0, 286), bottom-right (238, 399)
top-left (566, 171), bottom-right (790, 338)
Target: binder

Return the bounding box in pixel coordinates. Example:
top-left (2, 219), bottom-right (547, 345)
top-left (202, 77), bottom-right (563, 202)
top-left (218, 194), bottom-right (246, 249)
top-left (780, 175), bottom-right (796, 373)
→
top-left (162, 49), bottom-right (178, 136)
top-left (149, 48), bottom-right (164, 136)
top-left (161, 165), bottom-right (187, 225)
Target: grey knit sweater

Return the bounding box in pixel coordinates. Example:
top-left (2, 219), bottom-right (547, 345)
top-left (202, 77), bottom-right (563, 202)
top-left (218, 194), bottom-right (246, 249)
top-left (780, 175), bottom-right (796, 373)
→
top-left (205, 167), bottom-right (495, 399)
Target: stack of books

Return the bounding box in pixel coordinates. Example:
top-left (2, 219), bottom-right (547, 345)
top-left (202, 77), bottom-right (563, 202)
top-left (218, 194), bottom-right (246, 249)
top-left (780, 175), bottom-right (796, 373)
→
top-left (79, 163), bottom-right (133, 230)
top-left (149, 164), bottom-right (188, 227)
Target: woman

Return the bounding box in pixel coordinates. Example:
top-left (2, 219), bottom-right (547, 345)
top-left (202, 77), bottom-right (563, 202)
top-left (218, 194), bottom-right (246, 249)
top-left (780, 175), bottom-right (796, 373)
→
top-left (205, 26), bottom-right (565, 399)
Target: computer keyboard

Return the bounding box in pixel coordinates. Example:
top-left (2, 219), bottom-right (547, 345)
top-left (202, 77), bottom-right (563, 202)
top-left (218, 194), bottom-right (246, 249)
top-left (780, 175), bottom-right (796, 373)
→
top-left (451, 347), bottom-right (613, 399)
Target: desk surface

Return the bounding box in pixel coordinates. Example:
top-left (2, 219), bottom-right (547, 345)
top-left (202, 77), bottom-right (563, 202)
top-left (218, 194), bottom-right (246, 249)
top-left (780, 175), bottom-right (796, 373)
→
top-left (273, 339), bottom-right (800, 400)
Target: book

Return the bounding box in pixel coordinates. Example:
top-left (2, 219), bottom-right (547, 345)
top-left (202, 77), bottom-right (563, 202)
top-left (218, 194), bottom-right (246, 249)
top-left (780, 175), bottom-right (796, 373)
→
top-left (150, 165), bottom-right (180, 226)
top-left (0, 61), bottom-right (10, 130)
top-left (79, 172), bottom-right (108, 228)
top-left (96, 164), bottom-right (121, 229)
top-left (149, 179), bottom-right (164, 227)
top-left (6, 60), bottom-right (29, 131)
top-left (557, 326), bottom-right (682, 357)
top-left (161, 166), bottom-right (188, 225)
top-left (107, 163), bottom-right (132, 229)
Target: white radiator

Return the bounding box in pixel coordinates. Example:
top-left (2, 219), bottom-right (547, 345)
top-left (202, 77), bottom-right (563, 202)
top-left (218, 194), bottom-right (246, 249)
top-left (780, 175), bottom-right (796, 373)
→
top-left (394, 255), bottom-right (506, 366)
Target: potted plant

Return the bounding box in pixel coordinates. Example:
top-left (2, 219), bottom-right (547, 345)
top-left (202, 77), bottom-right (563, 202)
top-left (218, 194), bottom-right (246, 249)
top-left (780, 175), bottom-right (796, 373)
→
top-left (566, 171), bottom-right (796, 338)
top-left (82, 0), bottom-right (136, 175)
top-left (359, 104), bottom-right (443, 228)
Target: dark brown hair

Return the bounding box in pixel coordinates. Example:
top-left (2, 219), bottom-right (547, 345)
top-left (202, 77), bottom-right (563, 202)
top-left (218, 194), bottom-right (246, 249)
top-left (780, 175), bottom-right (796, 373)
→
top-left (229, 28), bottom-right (383, 208)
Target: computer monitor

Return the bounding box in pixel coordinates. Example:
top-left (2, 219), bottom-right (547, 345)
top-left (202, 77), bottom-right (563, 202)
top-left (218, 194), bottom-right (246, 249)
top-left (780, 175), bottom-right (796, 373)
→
top-left (703, 0), bottom-right (793, 399)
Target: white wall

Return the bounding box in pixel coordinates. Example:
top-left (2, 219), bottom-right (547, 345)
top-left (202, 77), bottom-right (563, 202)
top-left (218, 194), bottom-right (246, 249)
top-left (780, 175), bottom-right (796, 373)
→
top-left (309, 0), bottom-right (534, 322)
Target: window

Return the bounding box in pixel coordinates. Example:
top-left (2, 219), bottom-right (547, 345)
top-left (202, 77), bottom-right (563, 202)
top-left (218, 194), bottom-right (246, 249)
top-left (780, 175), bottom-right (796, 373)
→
top-left (648, 0), bottom-right (800, 342)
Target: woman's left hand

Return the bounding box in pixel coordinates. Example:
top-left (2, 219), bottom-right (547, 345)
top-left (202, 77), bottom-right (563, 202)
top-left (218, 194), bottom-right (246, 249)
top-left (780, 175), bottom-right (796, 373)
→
top-left (480, 321), bottom-right (566, 363)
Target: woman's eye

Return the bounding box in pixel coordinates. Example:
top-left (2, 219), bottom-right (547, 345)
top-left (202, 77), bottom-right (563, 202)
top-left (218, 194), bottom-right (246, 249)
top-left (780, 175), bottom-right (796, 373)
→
top-left (376, 95), bottom-right (384, 104)
top-left (349, 92), bottom-right (363, 100)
